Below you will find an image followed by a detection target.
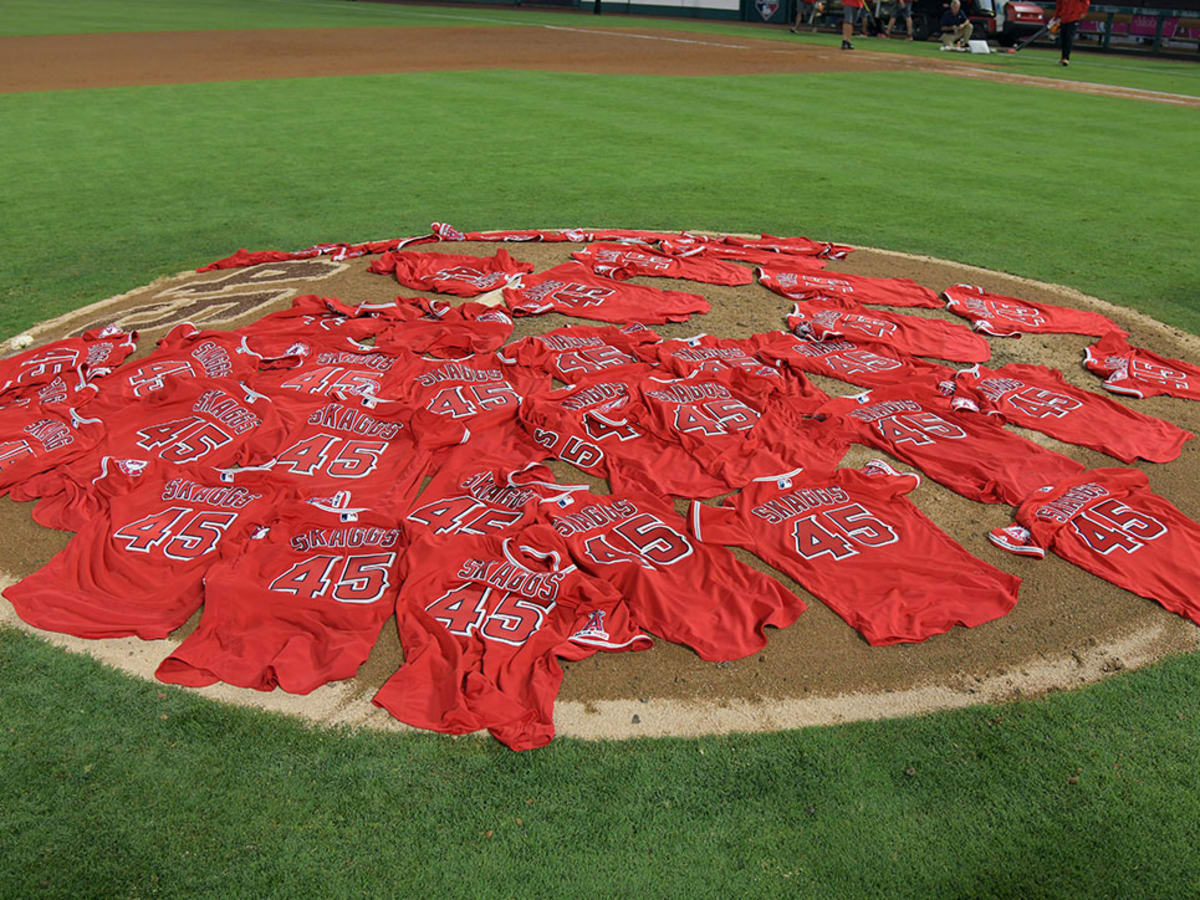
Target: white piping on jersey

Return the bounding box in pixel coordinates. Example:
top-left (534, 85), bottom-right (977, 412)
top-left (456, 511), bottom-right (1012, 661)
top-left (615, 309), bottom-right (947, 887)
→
top-left (570, 633), bottom-right (652, 651)
top-left (752, 466), bottom-right (806, 484)
top-left (236, 335), bottom-right (264, 360)
top-left (69, 408), bottom-right (103, 426)
top-left (501, 537), bottom-right (575, 574)
top-left (862, 458), bottom-right (922, 489)
top-left (239, 383), bottom-right (269, 403)
top-left (957, 364), bottom-right (982, 380)
top-left (680, 333), bottom-right (709, 346)
top-left (420, 353), bottom-right (475, 362)
top-left (690, 500), bottom-right (704, 543)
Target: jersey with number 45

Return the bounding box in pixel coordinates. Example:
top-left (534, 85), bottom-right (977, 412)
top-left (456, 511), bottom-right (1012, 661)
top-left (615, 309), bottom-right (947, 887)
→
top-left (952, 363), bottom-right (1193, 464)
top-left (4, 459), bottom-right (280, 639)
top-left (815, 378), bottom-right (1084, 506)
top-left (372, 524), bottom-right (650, 751)
top-left (691, 461), bottom-right (1021, 645)
top-left (989, 468), bottom-right (1200, 626)
top-left (1083, 331), bottom-right (1200, 402)
top-left (156, 495), bottom-right (404, 693)
top-left (537, 482), bottom-right (808, 661)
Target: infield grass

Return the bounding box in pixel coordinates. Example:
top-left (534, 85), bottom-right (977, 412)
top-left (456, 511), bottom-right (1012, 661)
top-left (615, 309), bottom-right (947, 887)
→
top-left (2, 6), bottom-right (1200, 897)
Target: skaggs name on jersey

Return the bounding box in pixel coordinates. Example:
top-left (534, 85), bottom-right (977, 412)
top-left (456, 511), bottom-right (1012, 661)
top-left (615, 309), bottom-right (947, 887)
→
top-left (752, 486), bottom-right (851, 524)
top-left (162, 479), bottom-right (262, 509)
top-left (457, 558), bottom-right (563, 602)
top-left (307, 403), bottom-right (402, 440)
top-left (193, 390), bottom-right (262, 434)
top-left (550, 499), bottom-right (638, 536)
top-left (290, 527), bottom-right (402, 552)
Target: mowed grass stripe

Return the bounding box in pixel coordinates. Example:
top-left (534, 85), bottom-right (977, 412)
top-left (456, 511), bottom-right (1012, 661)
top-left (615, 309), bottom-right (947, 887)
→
top-left (4, 624), bottom-right (1200, 896)
top-left (2, 70), bottom-right (1196, 337)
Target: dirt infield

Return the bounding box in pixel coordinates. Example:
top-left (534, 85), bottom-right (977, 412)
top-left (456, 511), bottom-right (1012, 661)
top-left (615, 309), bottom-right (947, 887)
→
top-left (3, 23), bottom-right (1198, 107)
top-left (3, 237), bottom-right (1199, 739)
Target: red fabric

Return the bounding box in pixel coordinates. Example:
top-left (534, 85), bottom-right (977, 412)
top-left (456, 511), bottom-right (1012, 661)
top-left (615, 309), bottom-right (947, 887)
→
top-left (251, 335), bottom-right (416, 404)
top-left (430, 223), bottom-right (691, 245)
top-left (405, 456), bottom-right (558, 541)
top-left (692, 461), bottom-right (1020, 646)
top-left (0, 326), bottom-right (137, 404)
top-left (378, 350), bottom-right (548, 458)
top-left (753, 330), bottom-right (954, 389)
top-left (372, 525), bottom-right (650, 751)
top-left (237, 295), bottom-right (414, 347)
top-left (952, 363), bottom-right (1193, 464)
top-left (196, 235), bottom-right (434, 272)
top-left (503, 323), bottom-right (660, 381)
top-left (631, 368), bottom-right (844, 484)
top-left (372, 297), bottom-right (514, 357)
top-left (660, 238), bottom-right (831, 268)
top-left (814, 378), bottom-right (1085, 506)
top-left (367, 249), bottom-right (534, 297)
top-left (990, 468), bottom-right (1200, 624)
top-left (219, 396), bottom-right (432, 516)
top-left (786, 298), bottom-right (991, 363)
top-left (571, 242), bottom-right (753, 286)
top-left (759, 266), bottom-right (941, 309)
top-left (503, 262), bottom-right (710, 325)
top-left (1054, 0), bottom-right (1090, 23)
top-left (98, 325), bottom-right (265, 402)
top-left (19, 377), bottom-right (304, 531)
top-left (156, 497), bottom-right (402, 692)
top-left (4, 461), bottom-right (279, 640)
top-left (724, 233), bottom-right (854, 259)
top-left (518, 371), bottom-right (737, 500)
top-left (535, 485), bottom-right (807, 661)
top-left (942, 284), bottom-right (1121, 338)
top-left (1084, 331), bottom-right (1200, 401)
top-left (0, 403), bottom-right (105, 498)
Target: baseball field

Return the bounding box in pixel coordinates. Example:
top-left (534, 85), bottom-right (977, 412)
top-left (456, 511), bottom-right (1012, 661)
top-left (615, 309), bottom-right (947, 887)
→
top-left (3, 0), bottom-right (1200, 894)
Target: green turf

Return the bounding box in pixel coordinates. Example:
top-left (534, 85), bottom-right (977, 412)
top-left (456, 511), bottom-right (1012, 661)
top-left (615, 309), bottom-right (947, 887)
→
top-left (2, 69), bottom-right (1197, 338)
top-left (6, 623), bottom-right (1200, 896)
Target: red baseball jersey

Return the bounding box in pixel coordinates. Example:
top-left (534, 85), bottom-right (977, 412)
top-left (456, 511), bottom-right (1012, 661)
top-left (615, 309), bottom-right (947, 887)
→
top-left (502, 323), bottom-right (660, 381)
top-left (1083, 332), bottom-right (1200, 401)
top-left (570, 242), bottom-right (753, 286)
top-left (237, 295), bottom-right (414, 347)
top-left (815, 379), bottom-right (1085, 506)
top-left (659, 238), bottom-right (832, 269)
top-left (405, 456), bottom-right (561, 541)
top-left (786, 298), bottom-right (992, 363)
top-left (374, 297), bottom-right (514, 356)
top-left (155, 495), bottom-right (404, 693)
top-left (952, 363), bottom-right (1193, 464)
top-left (942, 284), bottom-right (1122, 338)
top-left (197, 234), bottom-right (433, 271)
top-left (252, 335), bottom-right (414, 404)
top-left (519, 373), bottom-right (735, 499)
top-left (367, 248), bottom-right (533, 297)
top-left (759, 267), bottom-right (942, 309)
top-left (633, 368), bottom-right (845, 483)
top-left (692, 460), bottom-right (1020, 645)
top-left (379, 351), bottom-right (547, 459)
top-left (372, 525), bottom-right (650, 751)
top-left (503, 262), bottom-right (710, 325)
top-left (723, 232), bottom-right (853, 259)
top-left (220, 396), bottom-right (432, 516)
top-left (989, 468), bottom-right (1200, 625)
top-left (536, 484), bottom-right (808, 661)
top-left (430, 223), bottom-right (691, 245)
top-left (4, 460), bottom-right (279, 640)
top-left (102, 324), bottom-right (266, 402)
top-left (20, 377), bottom-right (301, 531)
top-left (0, 403), bottom-right (105, 498)
top-left (0, 325), bottom-right (137, 404)
top-left (753, 330), bottom-right (954, 389)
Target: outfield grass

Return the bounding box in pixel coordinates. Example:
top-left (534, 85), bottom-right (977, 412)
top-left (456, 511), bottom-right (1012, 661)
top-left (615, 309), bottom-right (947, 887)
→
top-left (3, 4), bottom-right (1200, 896)
top-left (2, 70), bottom-right (1197, 337)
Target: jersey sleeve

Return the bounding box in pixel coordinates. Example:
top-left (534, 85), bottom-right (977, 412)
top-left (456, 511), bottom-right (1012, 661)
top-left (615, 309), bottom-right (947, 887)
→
top-left (689, 499), bottom-right (752, 549)
top-left (988, 523), bottom-right (1048, 558)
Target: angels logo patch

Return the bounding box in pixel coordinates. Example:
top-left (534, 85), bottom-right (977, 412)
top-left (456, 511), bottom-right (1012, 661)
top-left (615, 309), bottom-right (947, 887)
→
top-left (756, 0), bottom-right (779, 17)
